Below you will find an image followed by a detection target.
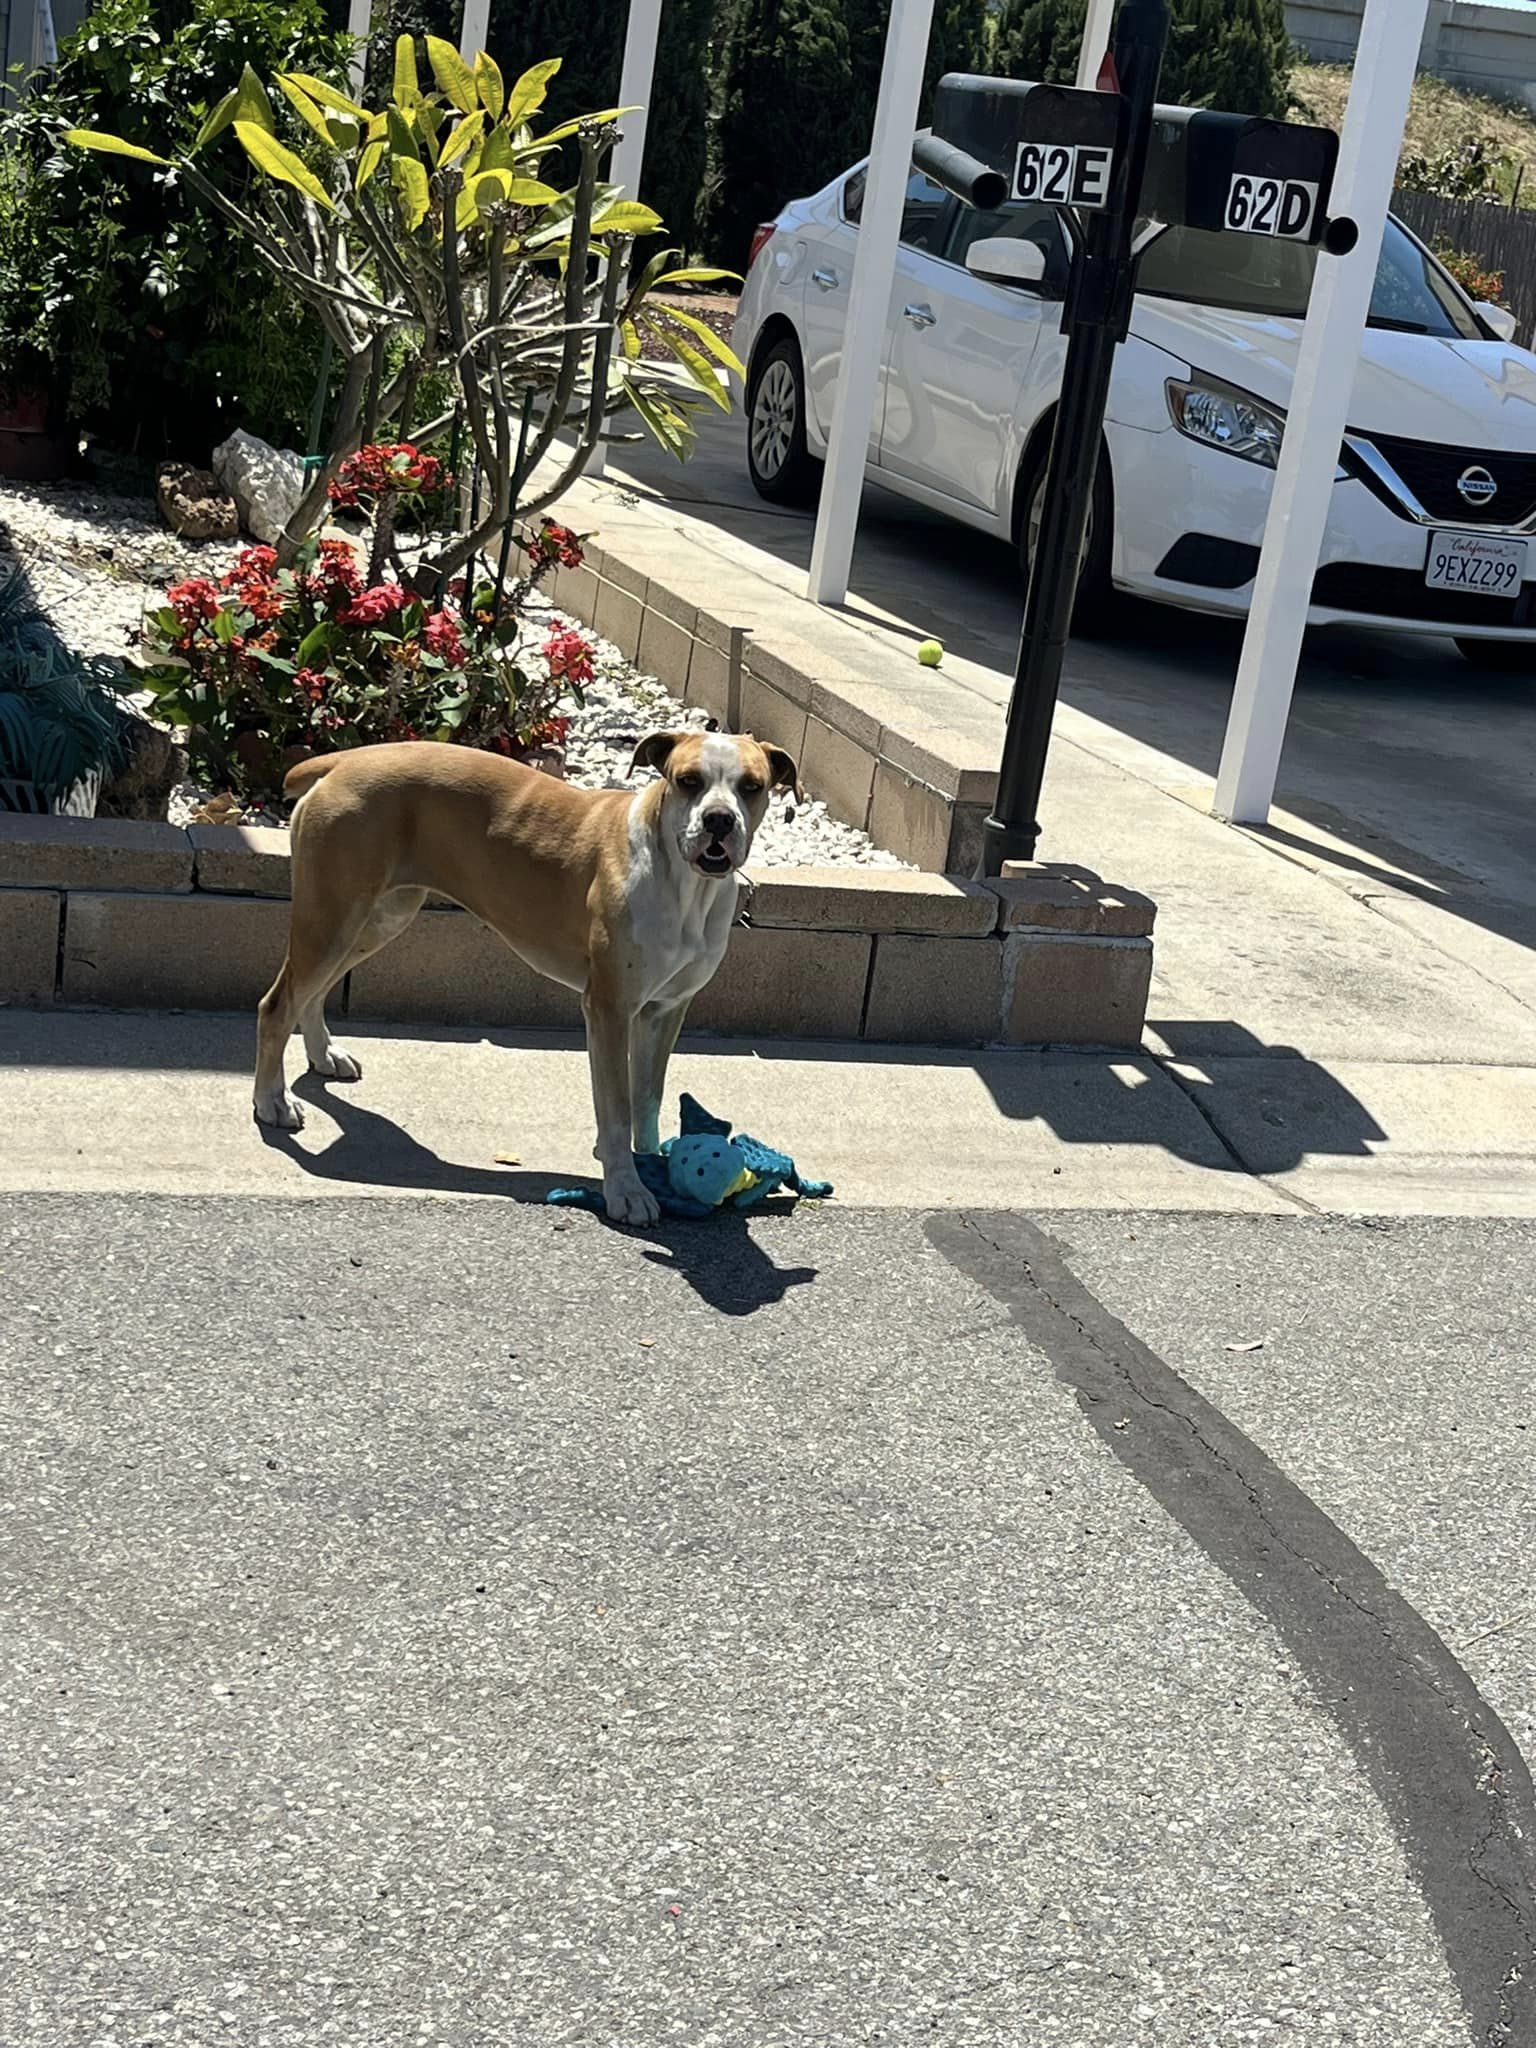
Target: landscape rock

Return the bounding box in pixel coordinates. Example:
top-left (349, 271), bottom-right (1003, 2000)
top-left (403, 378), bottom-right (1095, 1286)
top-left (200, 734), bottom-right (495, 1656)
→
top-left (155, 463), bottom-right (238, 542)
top-left (212, 430), bottom-right (306, 547)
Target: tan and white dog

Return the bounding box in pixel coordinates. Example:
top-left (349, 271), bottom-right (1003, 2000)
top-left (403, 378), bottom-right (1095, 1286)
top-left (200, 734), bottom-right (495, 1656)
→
top-left (253, 731), bottom-right (800, 1224)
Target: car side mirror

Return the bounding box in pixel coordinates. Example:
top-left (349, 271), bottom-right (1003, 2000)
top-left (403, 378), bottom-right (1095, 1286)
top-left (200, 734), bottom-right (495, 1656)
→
top-left (1475, 300), bottom-right (1519, 343)
top-left (965, 237), bottom-right (1049, 290)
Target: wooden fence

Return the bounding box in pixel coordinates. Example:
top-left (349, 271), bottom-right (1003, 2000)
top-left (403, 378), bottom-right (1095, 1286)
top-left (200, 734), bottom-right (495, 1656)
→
top-left (1392, 189), bottom-right (1536, 346)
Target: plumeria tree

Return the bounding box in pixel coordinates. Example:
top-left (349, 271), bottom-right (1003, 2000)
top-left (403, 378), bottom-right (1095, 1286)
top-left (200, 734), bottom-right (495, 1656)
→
top-left (67, 38), bottom-right (738, 580)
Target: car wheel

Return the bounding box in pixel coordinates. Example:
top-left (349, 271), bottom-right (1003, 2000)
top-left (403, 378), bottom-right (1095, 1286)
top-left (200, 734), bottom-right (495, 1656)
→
top-left (747, 337), bottom-right (820, 506)
top-left (1456, 638), bottom-right (1532, 673)
top-left (1020, 446), bottom-right (1117, 632)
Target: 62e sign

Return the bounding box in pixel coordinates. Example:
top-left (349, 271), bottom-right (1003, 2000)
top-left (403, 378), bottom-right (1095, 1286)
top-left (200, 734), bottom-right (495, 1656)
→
top-left (1014, 141), bottom-right (1116, 211)
top-left (1224, 174), bottom-right (1321, 240)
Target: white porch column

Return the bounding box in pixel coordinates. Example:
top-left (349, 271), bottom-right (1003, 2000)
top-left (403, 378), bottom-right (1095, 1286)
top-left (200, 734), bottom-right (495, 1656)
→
top-left (1075, 0), bottom-right (1118, 89)
top-left (346, 0), bottom-right (371, 92)
top-left (806, 0), bottom-right (937, 605)
top-left (459, 0), bottom-right (491, 61)
top-left (1213, 0), bottom-right (1430, 823)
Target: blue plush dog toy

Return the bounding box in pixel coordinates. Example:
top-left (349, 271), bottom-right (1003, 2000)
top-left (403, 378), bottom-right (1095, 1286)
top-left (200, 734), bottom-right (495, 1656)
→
top-left (547, 1094), bottom-right (833, 1220)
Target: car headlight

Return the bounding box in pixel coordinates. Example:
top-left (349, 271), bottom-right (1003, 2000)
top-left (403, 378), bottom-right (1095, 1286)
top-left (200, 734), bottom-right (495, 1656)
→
top-left (1166, 376), bottom-right (1286, 468)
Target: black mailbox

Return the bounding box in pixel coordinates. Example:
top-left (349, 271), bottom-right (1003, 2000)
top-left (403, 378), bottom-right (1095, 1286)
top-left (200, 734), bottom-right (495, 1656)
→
top-left (933, 72), bottom-right (1339, 246)
top-left (1141, 108), bottom-right (1340, 243)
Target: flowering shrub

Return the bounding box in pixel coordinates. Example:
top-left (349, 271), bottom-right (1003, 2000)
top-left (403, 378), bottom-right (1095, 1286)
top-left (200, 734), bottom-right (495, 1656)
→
top-left (327, 442), bottom-right (447, 513)
top-left (1432, 243), bottom-right (1506, 306)
top-left (137, 530), bottom-right (594, 799)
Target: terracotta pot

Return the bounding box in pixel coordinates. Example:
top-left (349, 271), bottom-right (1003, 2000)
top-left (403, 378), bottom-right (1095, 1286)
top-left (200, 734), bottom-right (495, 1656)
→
top-left (0, 387), bottom-right (73, 482)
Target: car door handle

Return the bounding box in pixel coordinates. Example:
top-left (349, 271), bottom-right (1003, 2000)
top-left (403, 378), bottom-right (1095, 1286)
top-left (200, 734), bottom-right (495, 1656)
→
top-left (902, 302), bottom-right (936, 329)
top-left (811, 267), bottom-right (838, 291)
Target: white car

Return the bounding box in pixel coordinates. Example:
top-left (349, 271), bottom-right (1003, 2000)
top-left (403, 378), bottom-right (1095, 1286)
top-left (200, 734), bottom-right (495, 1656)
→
top-left (734, 158), bottom-right (1536, 668)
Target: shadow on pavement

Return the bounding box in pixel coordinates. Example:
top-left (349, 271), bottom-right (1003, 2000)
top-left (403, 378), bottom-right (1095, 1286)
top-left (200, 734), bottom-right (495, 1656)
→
top-left (263, 1072), bottom-right (818, 1316)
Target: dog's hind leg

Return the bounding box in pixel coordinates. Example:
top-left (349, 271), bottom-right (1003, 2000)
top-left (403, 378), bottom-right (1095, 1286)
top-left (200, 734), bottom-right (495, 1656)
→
top-left (298, 886), bottom-right (427, 1082)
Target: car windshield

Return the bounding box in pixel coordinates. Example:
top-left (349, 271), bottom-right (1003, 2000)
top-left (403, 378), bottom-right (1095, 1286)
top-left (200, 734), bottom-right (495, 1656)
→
top-left (1135, 217), bottom-right (1483, 339)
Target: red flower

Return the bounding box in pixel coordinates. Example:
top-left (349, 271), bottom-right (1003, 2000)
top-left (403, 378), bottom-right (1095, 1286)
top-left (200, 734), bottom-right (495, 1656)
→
top-left (543, 627), bottom-right (594, 687)
top-left (336, 582), bottom-right (410, 627)
top-left (232, 545), bottom-right (278, 578)
top-left (420, 608), bottom-right (467, 666)
top-left (526, 518), bottom-right (585, 572)
top-left (328, 442), bottom-right (448, 510)
top-left (295, 667), bottom-right (328, 704)
top-left (166, 576), bottom-right (222, 623)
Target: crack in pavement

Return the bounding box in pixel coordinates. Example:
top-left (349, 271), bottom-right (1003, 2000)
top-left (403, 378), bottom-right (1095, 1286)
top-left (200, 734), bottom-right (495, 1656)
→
top-left (925, 1210), bottom-right (1536, 2048)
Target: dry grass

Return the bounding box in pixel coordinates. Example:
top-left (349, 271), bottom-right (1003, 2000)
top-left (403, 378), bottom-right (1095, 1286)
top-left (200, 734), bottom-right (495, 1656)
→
top-left (1293, 62), bottom-right (1536, 203)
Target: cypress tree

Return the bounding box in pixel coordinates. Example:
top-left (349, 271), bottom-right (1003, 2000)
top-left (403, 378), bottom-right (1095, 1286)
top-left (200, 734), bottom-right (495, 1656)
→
top-left (713, 0), bottom-right (988, 267)
top-left (992, 0), bottom-right (1292, 119)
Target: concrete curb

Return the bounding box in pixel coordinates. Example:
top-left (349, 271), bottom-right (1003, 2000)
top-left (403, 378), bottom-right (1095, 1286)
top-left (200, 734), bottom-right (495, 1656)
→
top-left (2, 815), bottom-right (1155, 1048)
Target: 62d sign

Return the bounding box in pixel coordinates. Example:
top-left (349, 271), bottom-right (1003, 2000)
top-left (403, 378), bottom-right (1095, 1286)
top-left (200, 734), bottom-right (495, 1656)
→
top-left (1224, 174), bottom-right (1321, 240)
top-left (1014, 141), bottom-right (1116, 211)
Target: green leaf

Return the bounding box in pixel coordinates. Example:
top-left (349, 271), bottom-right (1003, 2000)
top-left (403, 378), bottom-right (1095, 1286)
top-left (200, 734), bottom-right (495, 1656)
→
top-left (650, 304), bottom-right (744, 377)
top-left (505, 58), bottom-right (561, 129)
top-left (63, 127), bottom-right (170, 168)
top-left (440, 109), bottom-right (485, 167)
top-left (386, 105), bottom-right (420, 161)
top-left (393, 34), bottom-right (421, 108)
top-left (296, 622), bottom-right (334, 666)
top-left (357, 136), bottom-right (386, 189)
top-left (648, 321), bottom-right (731, 408)
top-left (474, 49), bottom-right (504, 119)
top-left (391, 153), bottom-right (431, 231)
top-left (276, 75), bottom-right (337, 150)
top-left (535, 106), bottom-right (633, 147)
top-left (426, 35), bottom-right (477, 113)
top-left (619, 317), bottom-right (642, 362)
top-left (479, 123), bottom-right (514, 174)
top-left (280, 72), bottom-right (366, 118)
top-left (413, 101), bottom-right (444, 167)
top-left (233, 120), bottom-right (335, 211)
top-left (233, 63), bottom-right (276, 135)
top-left (194, 85), bottom-right (240, 153)
top-left (625, 377), bottom-right (691, 459)
top-left (210, 609), bottom-right (236, 645)
top-left (652, 266), bottom-right (743, 288)
top-left (591, 200), bottom-right (663, 237)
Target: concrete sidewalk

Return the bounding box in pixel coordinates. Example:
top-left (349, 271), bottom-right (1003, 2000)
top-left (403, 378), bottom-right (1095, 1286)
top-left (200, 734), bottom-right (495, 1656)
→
top-left (8, 1009), bottom-right (1536, 1216)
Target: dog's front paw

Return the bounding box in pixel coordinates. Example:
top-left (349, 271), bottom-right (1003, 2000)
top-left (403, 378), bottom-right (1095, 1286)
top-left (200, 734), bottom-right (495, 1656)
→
top-left (604, 1169), bottom-right (660, 1228)
top-left (254, 1088), bottom-right (305, 1132)
top-left (311, 1045), bottom-right (363, 1082)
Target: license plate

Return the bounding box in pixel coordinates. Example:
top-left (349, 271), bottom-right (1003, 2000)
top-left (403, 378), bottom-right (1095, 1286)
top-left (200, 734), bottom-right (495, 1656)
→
top-left (1424, 530), bottom-right (1528, 598)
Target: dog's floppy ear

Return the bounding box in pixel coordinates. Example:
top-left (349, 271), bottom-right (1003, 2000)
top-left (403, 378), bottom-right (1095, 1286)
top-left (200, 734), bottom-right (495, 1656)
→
top-left (764, 745), bottom-right (804, 802)
top-left (628, 730), bottom-right (685, 778)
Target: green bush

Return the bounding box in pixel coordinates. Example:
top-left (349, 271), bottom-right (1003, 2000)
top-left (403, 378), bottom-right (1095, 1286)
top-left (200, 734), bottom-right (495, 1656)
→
top-left (2, 0), bottom-right (353, 458)
top-left (992, 0), bottom-right (1292, 121)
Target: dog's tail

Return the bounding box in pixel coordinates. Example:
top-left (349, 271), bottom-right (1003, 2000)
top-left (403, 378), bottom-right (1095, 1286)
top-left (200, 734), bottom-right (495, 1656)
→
top-left (283, 755), bottom-right (343, 799)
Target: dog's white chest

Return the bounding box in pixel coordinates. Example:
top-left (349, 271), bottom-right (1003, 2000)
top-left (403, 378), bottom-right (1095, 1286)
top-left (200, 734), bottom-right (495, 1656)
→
top-left (625, 807), bottom-right (736, 1004)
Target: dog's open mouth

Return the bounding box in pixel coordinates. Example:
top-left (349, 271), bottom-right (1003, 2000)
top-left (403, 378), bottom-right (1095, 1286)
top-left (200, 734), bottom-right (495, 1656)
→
top-left (695, 841), bottom-right (735, 877)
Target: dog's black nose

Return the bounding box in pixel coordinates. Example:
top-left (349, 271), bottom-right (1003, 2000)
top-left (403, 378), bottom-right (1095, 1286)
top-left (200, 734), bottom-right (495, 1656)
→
top-left (702, 807), bottom-right (736, 841)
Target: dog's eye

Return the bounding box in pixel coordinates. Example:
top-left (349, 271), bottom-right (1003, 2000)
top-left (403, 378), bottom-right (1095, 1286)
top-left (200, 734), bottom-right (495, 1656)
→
top-left (675, 772), bottom-right (704, 793)
top-left (739, 778), bottom-right (763, 797)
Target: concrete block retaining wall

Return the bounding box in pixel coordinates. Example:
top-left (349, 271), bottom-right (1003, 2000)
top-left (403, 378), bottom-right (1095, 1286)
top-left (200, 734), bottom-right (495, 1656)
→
top-left (0, 815), bottom-right (1155, 1050)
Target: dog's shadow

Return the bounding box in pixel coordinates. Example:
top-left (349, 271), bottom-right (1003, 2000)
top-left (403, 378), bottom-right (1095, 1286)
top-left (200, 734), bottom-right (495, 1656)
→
top-left (260, 1075), bottom-right (818, 1317)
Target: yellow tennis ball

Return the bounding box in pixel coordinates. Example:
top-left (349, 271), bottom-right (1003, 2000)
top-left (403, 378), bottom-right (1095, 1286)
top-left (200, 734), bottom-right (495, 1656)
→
top-left (917, 638), bottom-right (944, 667)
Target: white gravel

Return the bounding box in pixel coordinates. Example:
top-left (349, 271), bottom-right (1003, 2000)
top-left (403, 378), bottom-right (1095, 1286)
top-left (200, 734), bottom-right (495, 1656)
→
top-left (0, 478), bottom-right (903, 868)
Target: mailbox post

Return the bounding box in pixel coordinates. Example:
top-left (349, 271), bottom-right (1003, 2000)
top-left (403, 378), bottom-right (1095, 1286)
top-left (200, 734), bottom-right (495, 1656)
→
top-left (930, 19), bottom-right (1343, 872)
